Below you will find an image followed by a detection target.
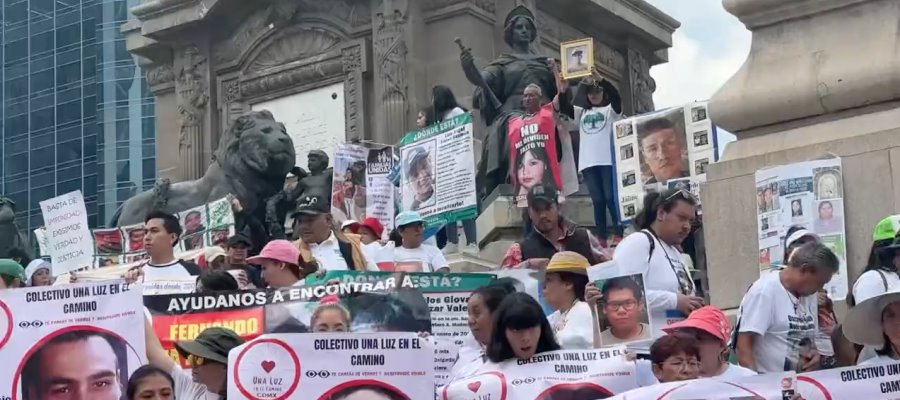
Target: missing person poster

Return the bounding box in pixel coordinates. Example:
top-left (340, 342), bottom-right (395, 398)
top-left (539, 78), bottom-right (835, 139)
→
top-left (332, 143), bottom-right (370, 224)
top-left (608, 359), bottom-right (900, 399)
top-left (228, 332), bottom-right (434, 400)
top-left (441, 347), bottom-right (636, 400)
top-left (39, 190), bottom-right (93, 276)
top-left (508, 105), bottom-right (562, 207)
top-left (399, 113), bottom-right (477, 227)
top-left (0, 280), bottom-right (146, 400)
top-left (177, 197), bottom-right (235, 253)
top-left (755, 157), bottom-right (848, 300)
top-left (145, 275), bottom-right (432, 365)
top-left (587, 265), bottom-right (652, 348)
top-left (367, 146), bottom-right (397, 234)
top-left (308, 271), bottom-right (495, 346)
top-left (613, 101), bottom-right (717, 222)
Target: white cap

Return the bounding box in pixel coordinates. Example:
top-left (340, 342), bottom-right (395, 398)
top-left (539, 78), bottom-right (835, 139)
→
top-left (341, 220), bottom-right (360, 230)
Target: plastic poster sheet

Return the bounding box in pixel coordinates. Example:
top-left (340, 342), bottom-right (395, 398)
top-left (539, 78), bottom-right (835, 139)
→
top-left (0, 280), bottom-right (146, 399)
top-left (755, 157), bottom-right (848, 300)
top-left (587, 265), bottom-right (652, 348)
top-left (332, 143), bottom-right (370, 224)
top-left (398, 113), bottom-right (477, 227)
top-left (366, 146), bottom-right (397, 234)
top-left (442, 347), bottom-right (636, 400)
top-left (227, 332), bottom-right (433, 400)
top-left (613, 101), bottom-right (717, 223)
top-left (39, 190), bottom-right (93, 275)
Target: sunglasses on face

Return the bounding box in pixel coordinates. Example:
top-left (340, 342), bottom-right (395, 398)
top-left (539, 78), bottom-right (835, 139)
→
top-left (186, 354), bottom-right (206, 367)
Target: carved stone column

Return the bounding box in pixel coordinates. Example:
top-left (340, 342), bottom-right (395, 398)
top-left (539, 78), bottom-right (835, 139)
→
top-left (341, 42), bottom-right (369, 140)
top-left (626, 48), bottom-right (655, 115)
top-left (372, 0), bottom-right (424, 143)
top-left (175, 46), bottom-right (209, 180)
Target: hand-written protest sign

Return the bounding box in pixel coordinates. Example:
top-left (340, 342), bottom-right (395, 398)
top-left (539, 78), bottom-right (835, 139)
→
top-left (442, 347), bottom-right (636, 400)
top-left (146, 274), bottom-right (431, 366)
top-left (0, 280), bottom-right (145, 400)
top-left (39, 190), bottom-right (93, 276)
top-left (306, 271), bottom-right (495, 345)
top-left (398, 113), bottom-right (477, 227)
top-left (227, 332), bottom-right (434, 400)
top-left (608, 359), bottom-right (900, 399)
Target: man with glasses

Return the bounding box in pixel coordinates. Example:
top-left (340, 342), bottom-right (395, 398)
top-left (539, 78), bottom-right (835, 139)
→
top-left (599, 276), bottom-right (651, 345)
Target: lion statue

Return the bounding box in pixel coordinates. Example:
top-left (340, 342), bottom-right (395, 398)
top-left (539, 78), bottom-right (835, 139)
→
top-left (0, 197), bottom-right (32, 261)
top-left (111, 110), bottom-right (296, 228)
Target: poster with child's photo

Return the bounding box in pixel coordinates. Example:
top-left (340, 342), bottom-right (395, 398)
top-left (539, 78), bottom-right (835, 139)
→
top-left (587, 265), bottom-right (652, 347)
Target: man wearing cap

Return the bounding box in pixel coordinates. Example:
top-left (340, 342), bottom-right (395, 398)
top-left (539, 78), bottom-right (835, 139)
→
top-left (736, 242), bottom-right (839, 373)
top-left (144, 315), bottom-right (244, 400)
top-left (291, 195), bottom-right (375, 271)
top-left (500, 184), bottom-right (607, 269)
top-left (394, 211), bottom-right (449, 273)
top-left (404, 147), bottom-right (435, 211)
top-left (0, 258), bottom-right (25, 289)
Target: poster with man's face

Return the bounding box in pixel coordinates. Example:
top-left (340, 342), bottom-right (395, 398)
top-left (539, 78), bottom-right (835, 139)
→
top-left (635, 108), bottom-right (689, 185)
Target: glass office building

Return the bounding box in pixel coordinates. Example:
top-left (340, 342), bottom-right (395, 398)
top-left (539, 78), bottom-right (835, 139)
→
top-left (1, 0), bottom-right (156, 233)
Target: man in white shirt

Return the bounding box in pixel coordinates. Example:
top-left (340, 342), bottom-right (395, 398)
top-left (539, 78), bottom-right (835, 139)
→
top-left (291, 196), bottom-right (376, 271)
top-left (394, 211), bottom-right (449, 273)
top-left (736, 242), bottom-right (839, 373)
top-left (141, 211), bottom-right (201, 293)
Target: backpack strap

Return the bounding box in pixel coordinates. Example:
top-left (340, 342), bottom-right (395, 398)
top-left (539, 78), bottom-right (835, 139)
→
top-left (178, 259), bottom-right (202, 276)
top-left (640, 230), bottom-right (656, 263)
top-left (877, 270), bottom-right (889, 291)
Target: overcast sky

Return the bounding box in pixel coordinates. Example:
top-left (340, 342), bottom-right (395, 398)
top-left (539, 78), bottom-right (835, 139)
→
top-left (644, 0), bottom-right (751, 154)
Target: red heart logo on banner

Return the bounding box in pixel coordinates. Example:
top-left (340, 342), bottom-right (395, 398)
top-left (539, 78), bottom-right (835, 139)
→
top-left (467, 381), bottom-right (481, 393)
top-left (261, 360), bottom-right (276, 373)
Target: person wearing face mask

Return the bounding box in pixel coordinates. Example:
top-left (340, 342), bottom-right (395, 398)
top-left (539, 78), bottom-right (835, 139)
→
top-left (448, 281), bottom-right (516, 381)
top-left (311, 296), bottom-right (352, 332)
top-left (484, 292), bottom-right (561, 365)
top-left (127, 365), bottom-right (175, 400)
top-left (542, 251), bottom-right (593, 349)
top-left (24, 259), bottom-right (52, 286)
top-left (613, 188), bottom-right (703, 347)
top-left (247, 240), bottom-right (316, 288)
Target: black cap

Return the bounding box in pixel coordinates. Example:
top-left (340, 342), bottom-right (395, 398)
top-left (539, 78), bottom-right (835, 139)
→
top-left (227, 233), bottom-right (252, 247)
top-left (174, 327), bottom-right (245, 364)
top-left (526, 184), bottom-right (558, 208)
top-left (291, 196), bottom-right (329, 217)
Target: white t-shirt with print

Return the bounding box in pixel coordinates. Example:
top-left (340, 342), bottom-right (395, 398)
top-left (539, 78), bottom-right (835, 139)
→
top-left (142, 260), bottom-right (197, 295)
top-left (737, 270), bottom-right (818, 374)
top-left (613, 231), bottom-right (694, 343)
top-left (394, 244), bottom-right (448, 272)
top-left (548, 300), bottom-right (594, 350)
top-left (576, 105), bottom-right (621, 171)
top-left (171, 365), bottom-right (220, 400)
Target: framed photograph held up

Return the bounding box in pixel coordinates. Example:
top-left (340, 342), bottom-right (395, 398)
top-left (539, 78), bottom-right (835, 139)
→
top-left (560, 38), bottom-right (594, 80)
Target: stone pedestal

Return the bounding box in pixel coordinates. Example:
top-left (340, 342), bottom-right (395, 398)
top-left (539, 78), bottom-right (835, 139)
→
top-left (704, 0), bottom-right (900, 310)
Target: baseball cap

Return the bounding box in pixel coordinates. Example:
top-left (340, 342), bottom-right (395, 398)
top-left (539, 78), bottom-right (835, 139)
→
top-left (395, 211), bottom-right (424, 228)
top-left (662, 306), bottom-right (731, 344)
top-left (246, 240), bottom-right (300, 266)
top-left (873, 215), bottom-right (900, 241)
top-left (203, 246), bottom-right (227, 264)
top-left (0, 258), bottom-right (26, 283)
top-left (227, 233), bottom-right (252, 247)
top-left (360, 217), bottom-right (385, 238)
top-left (175, 327), bottom-right (245, 364)
top-left (526, 184), bottom-right (558, 208)
top-left (341, 220), bottom-right (361, 233)
top-left (292, 196), bottom-right (329, 217)
top-left (405, 147), bottom-right (429, 178)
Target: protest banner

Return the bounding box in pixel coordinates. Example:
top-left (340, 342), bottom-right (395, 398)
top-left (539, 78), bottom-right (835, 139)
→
top-left (367, 145), bottom-right (397, 234)
top-left (613, 101), bottom-right (717, 222)
top-left (588, 265), bottom-right (652, 348)
top-left (332, 143), bottom-right (370, 224)
top-left (609, 359), bottom-right (900, 399)
top-left (145, 274), bottom-right (431, 365)
top-left (39, 190), bottom-right (93, 276)
top-left (0, 280), bottom-right (145, 400)
top-left (442, 347), bottom-right (636, 400)
top-left (307, 271), bottom-right (495, 345)
top-left (228, 332), bottom-right (434, 400)
top-left (398, 113), bottom-right (477, 227)
top-left (755, 157), bottom-right (848, 299)
top-left (508, 105), bottom-right (562, 207)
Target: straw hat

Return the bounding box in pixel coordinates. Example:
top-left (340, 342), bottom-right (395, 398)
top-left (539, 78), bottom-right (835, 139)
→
top-left (843, 291), bottom-right (900, 347)
top-left (545, 251), bottom-right (589, 275)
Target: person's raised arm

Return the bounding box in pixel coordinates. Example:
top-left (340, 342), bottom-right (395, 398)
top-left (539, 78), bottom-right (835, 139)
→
top-left (145, 315), bottom-right (176, 372)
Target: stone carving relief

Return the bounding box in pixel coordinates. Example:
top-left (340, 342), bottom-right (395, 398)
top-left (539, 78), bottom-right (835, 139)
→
top-left (145, 64), bottom-right (174, 87)
top-left (176, 46), bottom-right (209, 180)
top-left (222, 79), bottom-right (241, 103)
top-left (342, 45), bottom-right (364, 139)
top-left (628, 48), bottom-right (656, 114)
top-left (249, 27), bottom-right (344, 72)
top-left (424, 0), bottom-right (495, 13)
top-left (374, 0), bottom-right (410, 136)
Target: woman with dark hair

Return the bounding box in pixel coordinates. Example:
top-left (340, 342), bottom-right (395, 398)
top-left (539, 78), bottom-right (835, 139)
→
top-left (449, 280), bottom-right (516, 381)
top-left (195, 270), bottom-right (239, 293)
top-left (782, 226), bottom-right (819, 265)
top-left (486, 292), bottom-right (561, 363)
top-left (327, 384), bottom-right (408, 400)
top-left (612, 188), bottom-right (703, 349)
top-left (542, 252), bottom-right (593, 349)
top-left (843, 291), bottom-right (900, 365)
top-left (127, 365), bottom-right (175, 400)
top-left (852, 215), bottom-right (900, 305)
top-left (648, 335), bottom-right (701, 383)
top-left (515, 145), bottom-right (558, 201)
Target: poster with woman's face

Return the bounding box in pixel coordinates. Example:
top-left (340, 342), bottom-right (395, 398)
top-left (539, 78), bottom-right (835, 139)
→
top-left (508, 110), bottom-right (561, 207)
top-left (400, 142), bottom-right (436, 212)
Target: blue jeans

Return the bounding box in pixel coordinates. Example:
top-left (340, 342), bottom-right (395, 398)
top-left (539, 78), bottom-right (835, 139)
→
top-left (446, 219), bottom-right (477, 245)
top-left (583, 165), bottom-right (622, 237)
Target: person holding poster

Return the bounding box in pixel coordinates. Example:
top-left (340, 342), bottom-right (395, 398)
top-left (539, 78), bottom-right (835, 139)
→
top-left (310, 297), bottom-right (352, 332)
top-left (613, 188), bottom-right (702, 345)
top-left (0, 258), bottom-right (25, 289)
top-left (449, 281), bottom-right (516, 382)
top-left (143, 211), bottom-right (202, 281)
top-left (508, 83), bottom-right (563, 207)
top-left (543, 251), bottom-right (593, 349)
top-left (486, 292), bottom-right (561, 363)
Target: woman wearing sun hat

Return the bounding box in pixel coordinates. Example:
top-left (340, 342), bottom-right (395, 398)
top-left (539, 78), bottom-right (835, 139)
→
top-left (542, 251), bottom-right (594, 349)
top-left (843, 291), bottom-right (900, 365)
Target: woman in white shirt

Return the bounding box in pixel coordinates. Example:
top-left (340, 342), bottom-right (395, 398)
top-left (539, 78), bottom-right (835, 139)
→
top-left (542, 251), bottom-right (594, 349)
top-left (448, 280), bottom-right (516, 381)
top-left (613, 188), bottom-right (704, 343)
top-left (393, 211), bottom-right (449, 273)
top-left (843, 291), bottom-right (900, 365)
top-left (851, 216), bottom-right (900, 304)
